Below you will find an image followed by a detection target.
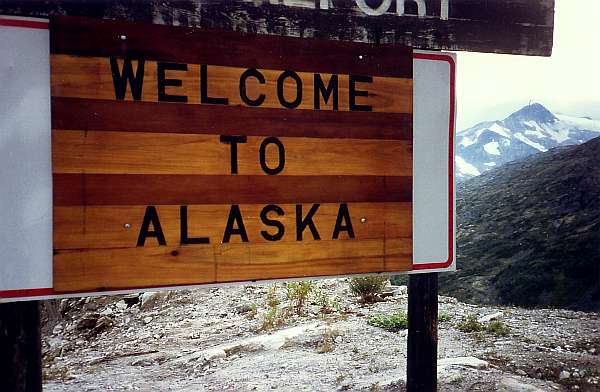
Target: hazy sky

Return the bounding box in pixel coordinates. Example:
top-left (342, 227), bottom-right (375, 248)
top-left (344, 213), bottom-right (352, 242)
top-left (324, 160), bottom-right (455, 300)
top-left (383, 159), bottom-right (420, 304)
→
top-left (456, 0), bottom-right (600, 130)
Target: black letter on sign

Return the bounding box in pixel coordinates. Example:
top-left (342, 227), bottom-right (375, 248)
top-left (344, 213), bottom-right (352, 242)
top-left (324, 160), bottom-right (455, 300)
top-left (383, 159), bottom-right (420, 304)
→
top-left (110, 57), bottom-right (145, 101)
top-left (239, 68), bottom-right (266, 107)
top-left (180, 206), bottom-right (210, 245)
top-left (157, 62), bottom-right (188, 103)
top-left (349, 75), bottom-right (373, 112)
top-left (332, 203), bottom-right (355, 239)
top-left (259, 137), bottom-right (285, 175)
top-left (314, 74), bottom-right (338, 110)
top-left (201, 64), bottom-right (229, 105)
top-left (220, 135), bottom-right (247, 174)
top-left (137, 206), bottom-right (166, 246)
top-left (260, 204), bottom-right (285, 241)
top-left (277, 70), bottom-right (303, 109)
top-left (223, 205), bottom-right (249, 243)
top-left (296, 204), bottom-right (321, 241)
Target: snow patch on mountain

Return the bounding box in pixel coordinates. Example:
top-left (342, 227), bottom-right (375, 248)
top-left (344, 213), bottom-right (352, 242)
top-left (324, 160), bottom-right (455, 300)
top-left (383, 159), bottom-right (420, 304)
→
top-left (488, 123), bottom-right (511, 138)
top-left (539, 123), bottom-right (570, 144)
top-left (460, 137), bottom-right (475, 147)
top-left (483, 141), bottom-right (501, 156)
top-left (514, 132), bottom-right (548, 152)
top-left (456, 156), bottom-right (480, 177)
top-left (524, 121), bottom-right (546, 135)
top-left (556, 113), bottom-right (600, 130)
top-left (524, 129), bottom-right (546, 139)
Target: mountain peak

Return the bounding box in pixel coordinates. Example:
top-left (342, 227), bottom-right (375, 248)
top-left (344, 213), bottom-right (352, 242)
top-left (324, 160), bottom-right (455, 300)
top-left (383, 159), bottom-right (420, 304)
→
top-left (456, 104), bottom-right (600, 180)
top-left (505, 103), bottom-right (557, 124)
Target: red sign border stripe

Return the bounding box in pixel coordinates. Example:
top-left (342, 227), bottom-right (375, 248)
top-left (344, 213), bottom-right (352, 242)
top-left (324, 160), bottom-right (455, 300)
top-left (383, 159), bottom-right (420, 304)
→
top-left (0, 17), bottom-right (49, 30)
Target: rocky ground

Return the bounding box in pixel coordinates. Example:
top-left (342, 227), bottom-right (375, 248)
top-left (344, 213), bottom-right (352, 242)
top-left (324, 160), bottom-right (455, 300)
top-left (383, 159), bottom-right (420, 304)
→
top-left (41, 279), bottom-right (600, 391)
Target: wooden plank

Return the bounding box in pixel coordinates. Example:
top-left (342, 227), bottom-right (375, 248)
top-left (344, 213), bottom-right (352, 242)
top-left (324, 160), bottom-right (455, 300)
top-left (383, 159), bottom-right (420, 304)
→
top-left (49, 15), bottom-right (413, 77)
top-left (53, 174), bottom-right (412, 206)
top-left (54, 203), bottom-right (412, 249)
top-left (214, 239), bottom-right (412, 282)
top-left (51, 55), bottom-right (412, 114)
top-left (385, 237), bottom-right (415, 272)
top-left (52, 131), bottom-right (412, 176)
top-left (53, 238), bottom-right (412, 292)
top-left (52, 97), bottom-right (413, 140)
top-left (1, 1), bottom-right (555, 56)
top-left (53, 245), bottom-right (217, 292)
top-left (193, 1), bottom-right (555, 56)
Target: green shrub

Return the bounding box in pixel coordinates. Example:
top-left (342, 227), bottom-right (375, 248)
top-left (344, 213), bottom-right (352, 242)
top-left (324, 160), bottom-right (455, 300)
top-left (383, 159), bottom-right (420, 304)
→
top-left (439, 312), bottom-right (452, 323)
top-left (457, 315), bottom-right (485, 333)
top-left (260, 285), bottom-right (288, 330)
top-left (486, 320), bottom-right (511, 336)
top-left (368, 312), bottom-right (408, 332)
top-left (390, 275), bottom-right (408, 286)
top-left (286, 281), bottom-right (314, 315)
top-left (266, 285), bottom-right (280, 308)
top-left (349, 276), bottom-right (388, 303)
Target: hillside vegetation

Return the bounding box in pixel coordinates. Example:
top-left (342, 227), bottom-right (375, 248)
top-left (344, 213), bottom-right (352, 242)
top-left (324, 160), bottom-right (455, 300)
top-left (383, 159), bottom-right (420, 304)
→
top-left (441, 136), bottom-right (600, 311)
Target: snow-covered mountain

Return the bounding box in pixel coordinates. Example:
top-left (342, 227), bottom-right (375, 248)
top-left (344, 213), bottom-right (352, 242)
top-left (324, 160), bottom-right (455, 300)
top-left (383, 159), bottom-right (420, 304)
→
top-left (456, 103), bottom-right (600, 180)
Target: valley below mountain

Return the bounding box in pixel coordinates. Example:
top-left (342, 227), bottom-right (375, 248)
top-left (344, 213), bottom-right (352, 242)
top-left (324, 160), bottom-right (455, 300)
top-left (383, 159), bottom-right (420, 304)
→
top-left (445, 135), bottom-right (600, 311)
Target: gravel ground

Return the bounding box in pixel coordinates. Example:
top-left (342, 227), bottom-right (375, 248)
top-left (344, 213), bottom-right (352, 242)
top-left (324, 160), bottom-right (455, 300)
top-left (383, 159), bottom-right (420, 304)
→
top-left (42, 279), bottom-right (600, 391)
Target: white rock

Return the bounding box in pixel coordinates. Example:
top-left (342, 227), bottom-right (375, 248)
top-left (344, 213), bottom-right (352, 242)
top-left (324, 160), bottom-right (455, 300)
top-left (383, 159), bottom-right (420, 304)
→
top-left (497, 377), bottom-right (546, 392)
top-left (477, 311), bottom-right (503, 323)
top-left (438, 357), bottom-right (489, 370)
top-left (100, 307), bottom-right (113, 316)
top-left (140, 291), bottom-right (170, 310)
top-left (116, 300), bottom-right (128, 310)
top-left (391, 285), bottom-right (408, 295)
top-left (176, 323), bottom-right (323, 365)
top-left (559, 370), bottom-right (570, 380)
top-left (143, 316), bottom-right (153, 324)
top-left (204, 348), bottom-right (226, 361)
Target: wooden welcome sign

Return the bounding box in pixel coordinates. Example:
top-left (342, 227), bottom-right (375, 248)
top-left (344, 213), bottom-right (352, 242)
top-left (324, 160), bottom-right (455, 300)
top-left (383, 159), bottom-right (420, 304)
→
top-left (50, 16), bottom-right (414, 293)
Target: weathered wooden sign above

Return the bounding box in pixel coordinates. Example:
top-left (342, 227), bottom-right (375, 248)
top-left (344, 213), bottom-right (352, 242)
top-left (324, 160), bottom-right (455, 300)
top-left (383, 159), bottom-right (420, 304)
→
top-left (1, 0), bottom-right (554, 56)
top-left (50, 16), bottom-right (414, 293)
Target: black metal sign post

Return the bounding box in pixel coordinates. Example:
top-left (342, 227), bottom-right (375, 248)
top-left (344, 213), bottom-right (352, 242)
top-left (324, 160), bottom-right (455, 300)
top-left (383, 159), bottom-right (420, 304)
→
top-left (407, 273), bottom-right (438, 391)
top-left (0, 301), bottom-right (42, 392)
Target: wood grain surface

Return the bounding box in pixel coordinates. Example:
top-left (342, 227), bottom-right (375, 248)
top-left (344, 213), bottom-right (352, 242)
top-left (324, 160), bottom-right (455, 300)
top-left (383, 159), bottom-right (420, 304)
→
top-left (54, 238), bottom-right (412, 292)
top-left (54, 203), bottom-right (412, 249)
top-left (51, 55), bottom-right (412, 113)
top-left (52, 97), bottom-right (413, 140)
top-left (52, 131), bottom-right (412, 176)
top-left (50, 16), bottom-right (414, 293)
top-left (53, 174), bottom-right (412, 206)
top-left (1, 1), bottom-right (554, 56)
top-left (49, 15), bottom-right (413, 77)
